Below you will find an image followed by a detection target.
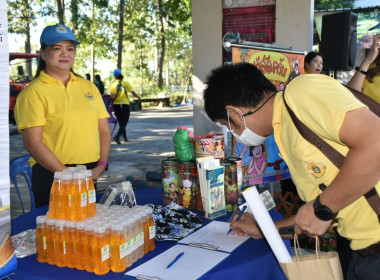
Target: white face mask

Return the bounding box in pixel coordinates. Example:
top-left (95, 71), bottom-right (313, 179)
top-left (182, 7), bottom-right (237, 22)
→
top-left (227, 108), bottom-right (269, 147)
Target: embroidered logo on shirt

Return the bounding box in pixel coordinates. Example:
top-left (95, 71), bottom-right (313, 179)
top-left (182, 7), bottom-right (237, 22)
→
top-left (85, 93), bottom-right (94, 100)
top-left (304, 161), bottom-right (326, 179)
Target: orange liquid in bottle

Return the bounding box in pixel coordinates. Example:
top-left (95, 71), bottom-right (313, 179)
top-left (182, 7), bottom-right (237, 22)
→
top-left (36, 216), bottom-right (48, 263)
top-left (61, 172), bottom-right (73, 220)
top-left (92, 225), bottom-right (110, 275)
top-left (85, 170), bottom-right (96, 217)
top-left (147, 208), bottom-right (156, 251)
top-left (110, 224), bottom-right (127, 273)
top-left (71, 172), bottom-right (87, 221)
top-left (48, 172), bottom-right (62, 219)
top-left (75, 221), bottom-right (86, 270)
top-left (46, 218), bottom-right (56, 265)
top-left (84, 223), bottom-right (94, 273)
top-left (54, 220), bottom-right (67, 268)
top-left (65, 220), bottom-right (76, 268)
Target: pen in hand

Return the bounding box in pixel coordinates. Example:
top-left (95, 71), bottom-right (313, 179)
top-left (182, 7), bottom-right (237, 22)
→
top-left (227, 205), bottom-right (247, 235)
top-left (166, 252), bottom-right (185, 269)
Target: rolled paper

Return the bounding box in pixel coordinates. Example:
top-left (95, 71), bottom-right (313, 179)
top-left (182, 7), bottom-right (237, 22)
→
top-left (242, 187), bottom-right (292, 263)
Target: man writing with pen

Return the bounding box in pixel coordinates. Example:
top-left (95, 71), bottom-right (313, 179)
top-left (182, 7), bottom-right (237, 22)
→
top-left (202, 62), bottom-right (380, 280)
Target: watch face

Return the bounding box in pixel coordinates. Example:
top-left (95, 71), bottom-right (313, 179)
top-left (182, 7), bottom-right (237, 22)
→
top-left (315, 206), bottom-right (332, 221)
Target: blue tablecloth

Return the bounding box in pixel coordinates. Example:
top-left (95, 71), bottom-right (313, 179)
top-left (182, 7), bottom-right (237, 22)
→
top-left (10, 188), bottom-right (290, 280)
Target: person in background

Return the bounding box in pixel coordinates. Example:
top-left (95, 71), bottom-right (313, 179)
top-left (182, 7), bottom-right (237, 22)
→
top-left (85, 73), bottom-right (91, 81)
top-left (347, 34), bottom-right (380, 103)
top-left (203, 63), bottom-right (380, 279)
top-left (94, 74), bottom-right (105, 95)
top-left (14, 24), bottom-right (111, 207)
top-left (304, 51), bottom-right (324, 74)
top-left (110, 68), bottom-right (142, 144)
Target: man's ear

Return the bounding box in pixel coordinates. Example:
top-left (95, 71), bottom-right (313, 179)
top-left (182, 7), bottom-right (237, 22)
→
top-left (225, 105), bottom-right (243, 122)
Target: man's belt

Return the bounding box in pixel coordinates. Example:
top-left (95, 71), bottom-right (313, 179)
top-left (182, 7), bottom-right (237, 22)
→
top-left (356, 241), bottom-right (380, 257)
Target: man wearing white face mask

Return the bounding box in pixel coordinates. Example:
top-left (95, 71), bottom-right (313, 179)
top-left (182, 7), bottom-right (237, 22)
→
top-left (203, 62), bottom-right (380, 279)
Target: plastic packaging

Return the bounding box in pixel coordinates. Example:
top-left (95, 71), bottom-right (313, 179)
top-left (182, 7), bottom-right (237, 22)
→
top-left (99, 181), bottom-right (136, 207)
top-left (173, 126), bottom-right (195, 161)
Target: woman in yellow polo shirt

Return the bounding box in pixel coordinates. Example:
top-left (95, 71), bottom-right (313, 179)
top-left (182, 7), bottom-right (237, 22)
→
top-left (14, 24), bottom-right (111, 207)
top-left (348, 33), bottom-right (380, 103)
top-left (109, 69), bottom-right (141, 144)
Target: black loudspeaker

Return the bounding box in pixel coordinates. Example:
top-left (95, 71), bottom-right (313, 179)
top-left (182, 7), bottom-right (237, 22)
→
top-left (320, 12), bottom-right (357, 71)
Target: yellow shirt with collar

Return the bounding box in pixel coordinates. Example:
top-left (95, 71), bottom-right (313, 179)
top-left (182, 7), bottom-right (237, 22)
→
top-left (110, 79), bottom-right (133, 105)
top-left (14, 71), bottom-right (109, 166)
top-left (272, 74), bottom-right (380, 250)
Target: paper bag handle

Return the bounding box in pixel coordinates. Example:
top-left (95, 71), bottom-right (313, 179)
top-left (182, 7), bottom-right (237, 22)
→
top-left (293, 234), bottom-right (321, 261)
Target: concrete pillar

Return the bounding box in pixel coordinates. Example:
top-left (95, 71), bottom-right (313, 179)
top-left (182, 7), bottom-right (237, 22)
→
top-left (275, 0), bottom-right (314, 52)
top-left (192, 0), bottom-right (223, 137)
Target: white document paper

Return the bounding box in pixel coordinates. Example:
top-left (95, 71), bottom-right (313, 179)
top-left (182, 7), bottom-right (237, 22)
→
top-left (242, 187), bottom-right (292, 263)
top-left (179, 221), bottom-right (249, 253)
top-left (124, 244), bottom-right (230, 280)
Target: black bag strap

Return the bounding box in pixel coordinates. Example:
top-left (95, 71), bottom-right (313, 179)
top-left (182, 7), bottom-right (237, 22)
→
top-left (282, 85), bottom-right (380, 217)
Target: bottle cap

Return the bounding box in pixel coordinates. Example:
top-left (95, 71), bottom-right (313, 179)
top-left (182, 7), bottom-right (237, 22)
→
top-left (54, 171), bottom-right (62, 179)
top-left (36, 215), bottom-right (46, 224)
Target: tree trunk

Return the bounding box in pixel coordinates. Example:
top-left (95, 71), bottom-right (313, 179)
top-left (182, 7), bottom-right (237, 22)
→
top-left (25, 17), bottom-right (32, 79)
top-left (117, 0), bottom-right (125, 69)
top-left (157, 0), bottom-right (165, 89)
top-left (56, 0), bottom-right (65, 24)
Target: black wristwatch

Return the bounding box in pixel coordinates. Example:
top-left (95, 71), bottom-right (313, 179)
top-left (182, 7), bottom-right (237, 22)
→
top-left (313, 195), bottom-right (338, 221)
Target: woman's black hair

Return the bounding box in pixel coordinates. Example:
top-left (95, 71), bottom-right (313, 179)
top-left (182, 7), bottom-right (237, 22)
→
top-left (304, 51), bottom-right (324, 64)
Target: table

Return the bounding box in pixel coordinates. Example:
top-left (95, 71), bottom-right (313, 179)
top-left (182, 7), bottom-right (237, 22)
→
top-left (10, 188), bottom-right (290, 280)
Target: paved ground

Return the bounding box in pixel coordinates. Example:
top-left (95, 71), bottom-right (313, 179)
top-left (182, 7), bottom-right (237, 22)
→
top-left (9, 105), bottom-right (194, 219)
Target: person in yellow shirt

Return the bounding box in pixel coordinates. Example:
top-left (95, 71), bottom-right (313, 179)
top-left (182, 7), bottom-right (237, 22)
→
top-left (347, 33), bottom-right (380, 103)
top-left (14, 24), bottom-right (111, 207)
top-left (203, 63), bottom-right (380, 279)
top-left (109, 69), bottom-right (141, 144)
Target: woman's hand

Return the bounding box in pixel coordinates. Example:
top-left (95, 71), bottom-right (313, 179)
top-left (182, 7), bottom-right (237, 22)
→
top-left (230, 212), bottom-right (264, 239)
top-left (365, 34), bottom-right (380, 65)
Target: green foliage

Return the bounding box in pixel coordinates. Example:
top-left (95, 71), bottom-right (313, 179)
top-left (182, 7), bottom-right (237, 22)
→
top-left (314, 0), bottom-right (354, 11)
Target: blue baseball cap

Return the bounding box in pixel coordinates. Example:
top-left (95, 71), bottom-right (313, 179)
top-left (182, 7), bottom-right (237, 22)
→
top-left (40, 24), bottom-right (80, 46)
top-left (113, 69), bottom-right (122, 77)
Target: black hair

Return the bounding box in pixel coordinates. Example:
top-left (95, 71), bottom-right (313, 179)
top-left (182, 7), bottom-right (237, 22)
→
top-left (34, 43), bottom-right (79, 79)
top-left (304, 51), bottom-right (323, 64)
top-left (95, 74), bottom-right (101, 81)
top-left (114, 74), bottom-right (124, 80)
top-left (203, 62), bottom-right (277, 122)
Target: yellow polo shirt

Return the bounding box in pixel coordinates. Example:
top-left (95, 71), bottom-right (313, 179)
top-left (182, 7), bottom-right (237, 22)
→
top-left (15, 71), bottom-right (109, 166)
top-left (273, 74), bottom-right (380, 250)
top-left (110, 80), bottom-right (133, 105)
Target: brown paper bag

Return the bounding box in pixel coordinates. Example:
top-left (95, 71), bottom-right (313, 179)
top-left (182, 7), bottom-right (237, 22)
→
top-left (280, 235), bottom-right (343, 280)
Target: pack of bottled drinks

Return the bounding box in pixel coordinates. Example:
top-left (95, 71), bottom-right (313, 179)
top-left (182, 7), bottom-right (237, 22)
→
top-left (35, 165), bottom-right (156, 275)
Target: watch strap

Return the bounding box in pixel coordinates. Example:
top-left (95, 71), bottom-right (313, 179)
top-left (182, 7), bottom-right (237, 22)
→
top-left (355, 66), bottom-right (368, 75)
top-left (314, 194), bottom-right (338, 220)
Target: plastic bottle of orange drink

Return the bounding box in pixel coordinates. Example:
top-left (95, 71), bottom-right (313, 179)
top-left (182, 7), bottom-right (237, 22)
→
top-left (71, 172), bottom-right (88, 221)
top-left (92, 224), bottom-right (110, 275)
top-left (75, 221), bottom-right (86, 270)
top-left (46, 217), bottom-right (56, 265)
top-left (85, 170), bottom-right (96, 217)
top-left (84, 222), bottom-right (94, 273)
top-left (36, 215), bottom-right (47, 263)
top-left (48, 172), bottom-right (62, 219)
top-left (139, 208), bottom-right (149, 255)
top-left (54, 219), bottom-right (67, 267)
top-left (65, 220), bottom-right (76, 268)
top-left (110, 223), bottom-right (127, 272)
top-left (146, 207), bottom-right (156, 251)
top-left (61, 172), bottom-right (73, 220)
